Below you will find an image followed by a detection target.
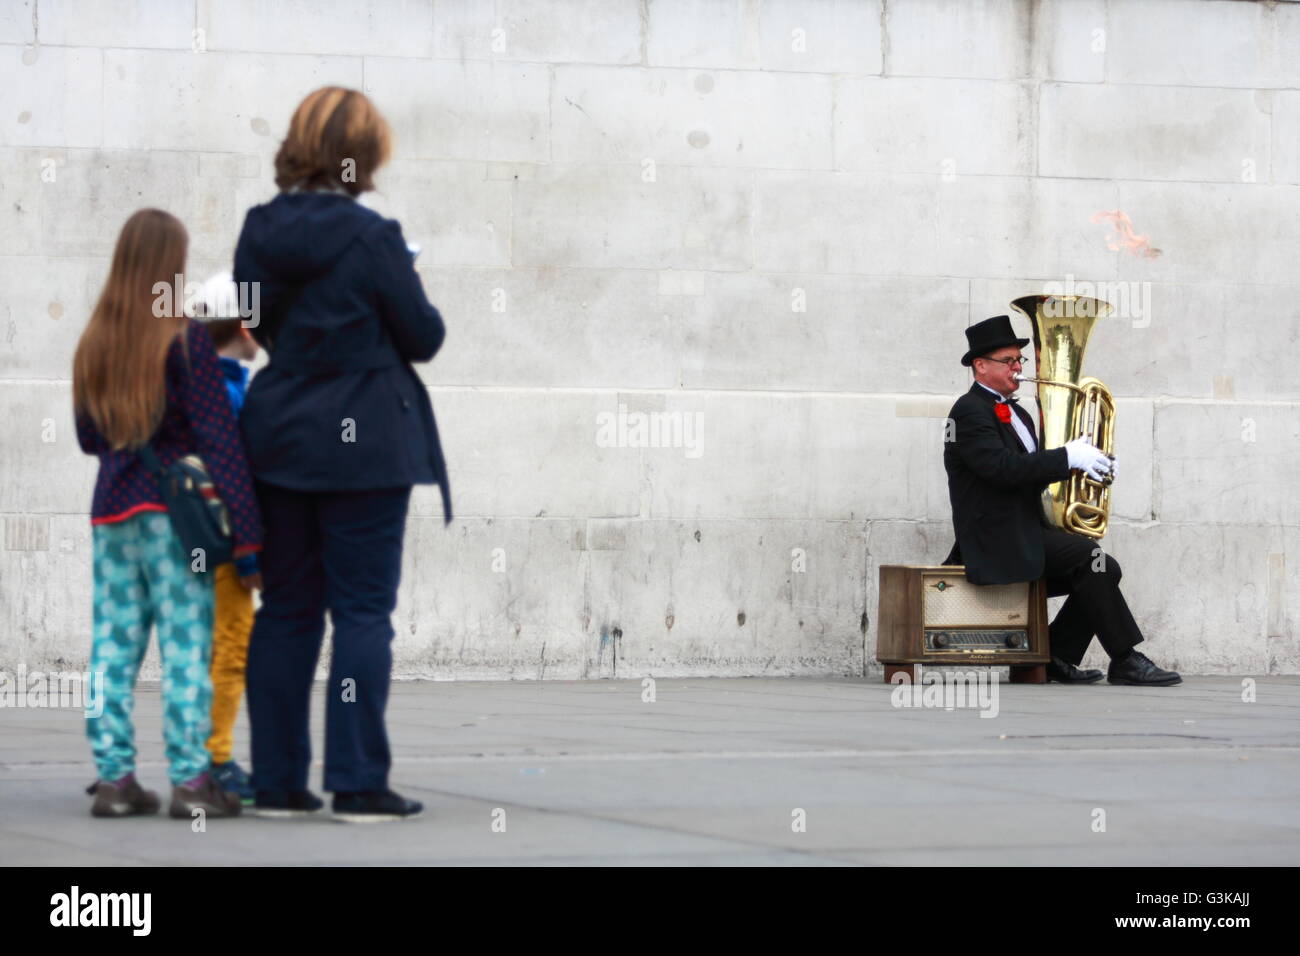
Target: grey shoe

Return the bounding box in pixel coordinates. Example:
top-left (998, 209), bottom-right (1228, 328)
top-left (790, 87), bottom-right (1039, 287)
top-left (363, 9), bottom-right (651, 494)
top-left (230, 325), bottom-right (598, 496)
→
top-left (169, 772), bottom-right (242, 819)
top-left (87, 776), bottom-right (161, 818)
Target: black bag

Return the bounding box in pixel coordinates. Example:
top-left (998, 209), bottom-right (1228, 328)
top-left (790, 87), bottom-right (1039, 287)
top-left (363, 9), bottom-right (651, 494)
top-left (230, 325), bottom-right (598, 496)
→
top-left (137, 444), bottom-right (233, 570)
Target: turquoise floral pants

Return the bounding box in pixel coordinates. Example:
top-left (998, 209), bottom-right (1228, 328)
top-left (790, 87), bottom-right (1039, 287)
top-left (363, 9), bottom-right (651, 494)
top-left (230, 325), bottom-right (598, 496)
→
top-left (86, 512), bottom-right (215, 786)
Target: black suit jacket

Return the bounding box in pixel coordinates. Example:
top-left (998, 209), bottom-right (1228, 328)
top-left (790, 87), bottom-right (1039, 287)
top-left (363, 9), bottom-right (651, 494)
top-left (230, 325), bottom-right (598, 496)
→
top-left (941, 383), bottom-right (1070, 584)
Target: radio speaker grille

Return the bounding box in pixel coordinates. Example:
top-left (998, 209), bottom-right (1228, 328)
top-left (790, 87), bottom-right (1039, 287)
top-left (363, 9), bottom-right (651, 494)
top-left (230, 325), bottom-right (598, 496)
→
top-left (922, 575), bottom-right (1029, 627)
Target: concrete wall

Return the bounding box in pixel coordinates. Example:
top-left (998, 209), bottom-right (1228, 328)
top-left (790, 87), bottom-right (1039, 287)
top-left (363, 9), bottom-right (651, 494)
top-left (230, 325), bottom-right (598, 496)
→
top-left (2, 0), bottom-right (1297, 678)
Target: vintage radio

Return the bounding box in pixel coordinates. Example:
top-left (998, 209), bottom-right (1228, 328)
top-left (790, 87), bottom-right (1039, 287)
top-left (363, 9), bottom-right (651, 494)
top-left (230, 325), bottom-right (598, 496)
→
top-left (875, 565), bottom-right (1048, 683)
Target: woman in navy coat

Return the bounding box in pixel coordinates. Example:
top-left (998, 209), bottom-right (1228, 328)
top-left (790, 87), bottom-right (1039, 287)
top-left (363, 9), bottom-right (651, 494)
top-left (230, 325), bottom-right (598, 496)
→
top-left (234, 87), bottom-right (450, 822)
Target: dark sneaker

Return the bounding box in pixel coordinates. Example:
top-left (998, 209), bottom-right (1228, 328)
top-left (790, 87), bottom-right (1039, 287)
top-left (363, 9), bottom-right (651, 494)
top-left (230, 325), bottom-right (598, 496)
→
top-left (86, 777), bottom-right (160, 818)
top-left (211, 760), bottom-right (255, 805)
top-left (331, 789), bottom-right (424, 823)
top-left (1108, 650), bottom-right (1182, 686)
top-left (169, 772), bottom-right (242, 819)
top-left (251, 789), bottom-right (324, 818)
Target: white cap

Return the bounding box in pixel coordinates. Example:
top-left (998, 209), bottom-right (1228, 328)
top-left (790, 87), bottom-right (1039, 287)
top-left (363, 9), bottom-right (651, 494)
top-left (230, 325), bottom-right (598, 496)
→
top-left (191, 272), bottom-right (242, 321)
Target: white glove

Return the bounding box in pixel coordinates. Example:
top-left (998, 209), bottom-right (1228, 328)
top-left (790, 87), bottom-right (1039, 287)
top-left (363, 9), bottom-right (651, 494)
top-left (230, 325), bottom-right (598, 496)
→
top-left (1064, 438), bottom-right (1111, 481)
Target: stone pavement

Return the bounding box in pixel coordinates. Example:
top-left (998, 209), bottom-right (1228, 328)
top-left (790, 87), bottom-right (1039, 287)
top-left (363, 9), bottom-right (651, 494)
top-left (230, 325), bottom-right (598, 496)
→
top-left (1, 677), bottom-right (1298, 866)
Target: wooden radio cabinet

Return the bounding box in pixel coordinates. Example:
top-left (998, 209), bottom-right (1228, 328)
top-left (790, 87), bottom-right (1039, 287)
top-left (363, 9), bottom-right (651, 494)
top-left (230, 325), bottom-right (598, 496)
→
top-left (876, 565), bottom-right (1049, 684)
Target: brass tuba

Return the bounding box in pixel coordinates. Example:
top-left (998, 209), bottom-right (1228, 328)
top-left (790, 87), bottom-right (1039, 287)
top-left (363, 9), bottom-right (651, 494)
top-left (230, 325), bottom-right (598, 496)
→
top-left (1009, 294), bottom-right (1116, 539)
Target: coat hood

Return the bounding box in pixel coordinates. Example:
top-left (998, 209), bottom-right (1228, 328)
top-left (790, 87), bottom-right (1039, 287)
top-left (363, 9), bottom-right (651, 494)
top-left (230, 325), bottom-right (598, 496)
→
top-left (236, 192), bottom-right (381, 282)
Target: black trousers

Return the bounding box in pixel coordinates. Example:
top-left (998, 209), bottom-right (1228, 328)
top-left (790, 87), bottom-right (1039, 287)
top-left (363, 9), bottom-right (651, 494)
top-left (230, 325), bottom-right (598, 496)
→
top-left (247, 482), bottom-right (412, 793)
top-left (1042, 527), bottom-right (1143, 664)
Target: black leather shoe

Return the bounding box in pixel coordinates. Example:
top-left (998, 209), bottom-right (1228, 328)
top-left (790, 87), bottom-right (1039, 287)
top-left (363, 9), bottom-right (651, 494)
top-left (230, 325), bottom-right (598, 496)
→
top-left (1046, 656), bottom-right (1104, 684)
top-left (1108, 650), bottom-right (1182, 686)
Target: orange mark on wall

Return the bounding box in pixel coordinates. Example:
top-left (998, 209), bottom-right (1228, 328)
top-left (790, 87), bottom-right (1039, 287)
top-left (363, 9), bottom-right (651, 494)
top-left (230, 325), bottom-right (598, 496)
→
top-left (1091, 210), bottom-right (1162, 259)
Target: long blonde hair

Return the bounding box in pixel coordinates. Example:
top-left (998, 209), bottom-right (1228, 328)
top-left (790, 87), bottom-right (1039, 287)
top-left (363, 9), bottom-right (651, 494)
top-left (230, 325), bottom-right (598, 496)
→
top-left (73, 209), bottom-right (189, 450)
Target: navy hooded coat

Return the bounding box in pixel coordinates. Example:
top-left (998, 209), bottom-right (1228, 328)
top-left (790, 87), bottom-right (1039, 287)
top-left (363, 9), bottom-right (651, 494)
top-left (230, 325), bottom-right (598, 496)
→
top-left (232, 191), bottom-right (451, 522)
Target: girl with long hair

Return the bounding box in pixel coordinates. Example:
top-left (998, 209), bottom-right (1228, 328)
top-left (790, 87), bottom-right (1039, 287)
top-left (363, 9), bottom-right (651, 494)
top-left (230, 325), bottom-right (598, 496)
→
top-left (73, 209), bottom-right (262, 818)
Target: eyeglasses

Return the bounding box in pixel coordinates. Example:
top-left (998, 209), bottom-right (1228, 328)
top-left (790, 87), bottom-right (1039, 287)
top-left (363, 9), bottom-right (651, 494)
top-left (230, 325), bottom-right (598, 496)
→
top-left (981, 354), bottom-right (1027, 368)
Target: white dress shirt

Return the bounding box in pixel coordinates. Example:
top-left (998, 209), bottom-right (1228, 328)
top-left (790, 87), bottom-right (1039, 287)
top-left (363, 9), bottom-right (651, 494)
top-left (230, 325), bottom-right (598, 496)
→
top-left (976, 381), bottom-right (1037, 452)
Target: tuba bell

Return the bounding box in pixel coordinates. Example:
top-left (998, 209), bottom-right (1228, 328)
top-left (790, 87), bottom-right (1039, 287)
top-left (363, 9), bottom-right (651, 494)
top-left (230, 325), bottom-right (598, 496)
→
top-left (1009, 294), bottom-right (1116, 540)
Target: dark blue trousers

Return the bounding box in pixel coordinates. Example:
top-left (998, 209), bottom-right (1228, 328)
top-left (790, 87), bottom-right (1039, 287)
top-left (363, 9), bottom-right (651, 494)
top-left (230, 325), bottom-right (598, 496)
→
top-left (246, 481), bottom-right (411, 793)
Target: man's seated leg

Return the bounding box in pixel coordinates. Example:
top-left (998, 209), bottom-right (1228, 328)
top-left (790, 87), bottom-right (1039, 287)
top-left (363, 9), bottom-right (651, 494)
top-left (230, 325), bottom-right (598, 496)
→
top-left (1045, 583), bottom-right (1094, 667)
top-left (1042, 527), bottom-right (1141, 659)
top-left (1041, 527), bottom-right (1181, 686)
top-left (1041, 529), bottom-right (1106, 681)
top-left (1042, 589), bottom-right (1103, 682)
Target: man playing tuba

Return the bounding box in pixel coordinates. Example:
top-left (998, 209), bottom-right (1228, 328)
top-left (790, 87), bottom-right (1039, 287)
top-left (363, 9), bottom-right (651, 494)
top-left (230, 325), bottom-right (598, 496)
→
top-left (941, 315), bottom-right (1181, 686)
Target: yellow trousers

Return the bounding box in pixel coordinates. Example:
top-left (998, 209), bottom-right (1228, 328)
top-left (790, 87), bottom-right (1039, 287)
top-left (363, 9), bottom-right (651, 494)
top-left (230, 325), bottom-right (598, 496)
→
top-left (207, 563), bottom-right (253, 765)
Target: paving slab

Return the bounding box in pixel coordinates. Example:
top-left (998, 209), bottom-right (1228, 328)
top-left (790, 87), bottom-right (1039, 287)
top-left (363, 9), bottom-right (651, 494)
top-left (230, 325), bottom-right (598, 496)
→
top-left (1, 677), bottom-right (1297, 866)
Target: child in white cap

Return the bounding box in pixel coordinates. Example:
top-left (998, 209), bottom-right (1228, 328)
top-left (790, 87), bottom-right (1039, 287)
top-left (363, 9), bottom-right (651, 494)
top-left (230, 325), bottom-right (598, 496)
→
top-left (192, 272), bottom-right (261, 804)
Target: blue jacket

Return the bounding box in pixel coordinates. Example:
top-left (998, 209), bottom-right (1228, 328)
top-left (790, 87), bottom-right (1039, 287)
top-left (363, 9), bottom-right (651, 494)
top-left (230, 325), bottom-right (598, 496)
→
top-left (232, 192), bottom-right (451, 521)
top-left (219, 356), bottom-right (249, 414)
top-left (216, 355), bottom-right (259, 576)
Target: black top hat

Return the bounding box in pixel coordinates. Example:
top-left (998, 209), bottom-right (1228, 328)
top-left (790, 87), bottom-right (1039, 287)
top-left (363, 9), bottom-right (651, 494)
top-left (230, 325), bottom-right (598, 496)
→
top-left (961, 315), bottom-right (1030, 367)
